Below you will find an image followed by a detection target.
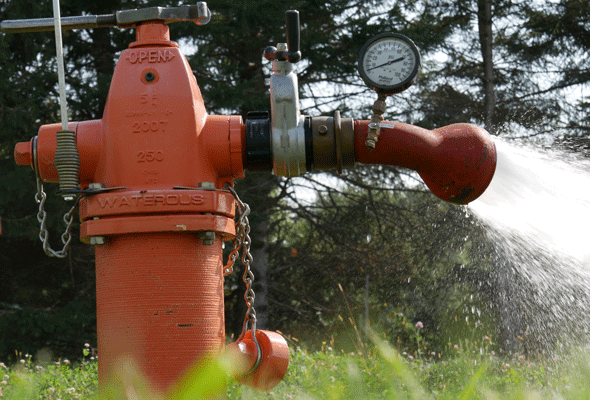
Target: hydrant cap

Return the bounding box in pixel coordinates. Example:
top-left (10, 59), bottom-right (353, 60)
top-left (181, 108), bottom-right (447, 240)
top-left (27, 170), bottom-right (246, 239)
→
top-left (14, 140), bottom-right (33, 167)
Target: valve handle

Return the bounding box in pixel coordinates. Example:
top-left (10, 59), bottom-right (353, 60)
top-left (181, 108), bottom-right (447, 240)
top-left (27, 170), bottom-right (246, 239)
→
top-left (0, 2), bottom-right (210, 33)
top-left (285, 10), bottom-right (301, 62)
top-left (117, 3), bottom-right (211, 27)
top-left (263, 10), bottom-right (301, 63)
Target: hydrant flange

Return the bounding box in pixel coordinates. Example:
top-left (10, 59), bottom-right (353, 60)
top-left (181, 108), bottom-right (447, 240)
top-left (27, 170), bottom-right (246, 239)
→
top-left (79, 189), bottom-right (236, 219)
top-left (80, 213), bottom-right (235, 244)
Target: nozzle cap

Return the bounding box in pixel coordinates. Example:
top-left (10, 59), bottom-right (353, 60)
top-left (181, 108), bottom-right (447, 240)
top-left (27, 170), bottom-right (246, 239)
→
top-left (14, 140), bottom-right (33, 167)
top-left (229, 330), bottom-right (289, 391)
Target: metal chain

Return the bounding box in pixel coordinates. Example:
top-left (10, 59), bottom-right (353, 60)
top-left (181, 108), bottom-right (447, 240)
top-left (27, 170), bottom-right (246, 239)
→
top-left (224, 183), bottom-right (261, 374)
top-left (223, 184), bottom-right (258, 340)
top-left (35, 173), bottom-right (79, 258)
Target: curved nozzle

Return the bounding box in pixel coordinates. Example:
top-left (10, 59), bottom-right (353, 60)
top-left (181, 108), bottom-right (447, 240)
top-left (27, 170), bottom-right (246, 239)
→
top-left (354, 121), bottom-right (497, 204)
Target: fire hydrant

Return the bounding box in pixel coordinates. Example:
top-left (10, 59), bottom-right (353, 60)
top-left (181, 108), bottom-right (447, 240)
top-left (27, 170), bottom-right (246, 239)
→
top-left (6, 3), bottom-right (496, 395)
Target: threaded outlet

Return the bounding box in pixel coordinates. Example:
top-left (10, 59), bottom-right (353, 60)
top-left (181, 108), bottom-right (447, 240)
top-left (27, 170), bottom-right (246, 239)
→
top-left (54, 130), bottom-right (80, 195)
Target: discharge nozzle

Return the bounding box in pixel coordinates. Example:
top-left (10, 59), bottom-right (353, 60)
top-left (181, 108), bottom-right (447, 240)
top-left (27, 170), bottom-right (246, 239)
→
top-left (245, 111), bottom-right (497, 204)
top-left (294, 115), bottom-right (496, 204)
top-left (353, 121), bottom-right (497, 204)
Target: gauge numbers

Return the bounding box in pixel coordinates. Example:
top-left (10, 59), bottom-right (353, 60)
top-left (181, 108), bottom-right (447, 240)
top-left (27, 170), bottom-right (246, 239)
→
top-left (358, 33), bottom-right (421, 94)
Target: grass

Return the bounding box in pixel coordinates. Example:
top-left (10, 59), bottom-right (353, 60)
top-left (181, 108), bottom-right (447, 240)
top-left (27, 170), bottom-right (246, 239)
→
top-left (1, 338), bottom-right (589, 399)
top-left (0, 347), bottom-right (98, 399)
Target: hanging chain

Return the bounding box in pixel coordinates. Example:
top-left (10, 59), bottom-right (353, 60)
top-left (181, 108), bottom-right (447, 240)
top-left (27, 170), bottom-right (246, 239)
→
top-left (222, 185), bottom-right (247, 277)
top-left (35, 172), bottom-right (79, 258)
top-left (28, 0), bottom-right (79, 259)
top-left (224, 183), bottom-right (261, 374)
top-left (223, 184), bottom-right (259, 336)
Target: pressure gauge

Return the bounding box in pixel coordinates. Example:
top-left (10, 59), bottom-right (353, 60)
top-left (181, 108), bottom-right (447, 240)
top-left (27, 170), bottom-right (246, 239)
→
top-left (358, 33), bottom-right (421, 94)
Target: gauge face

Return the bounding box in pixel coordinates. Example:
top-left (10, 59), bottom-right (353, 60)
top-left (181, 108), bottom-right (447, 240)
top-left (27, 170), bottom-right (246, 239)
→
top-left (358, 33), bottom-right (421, 94)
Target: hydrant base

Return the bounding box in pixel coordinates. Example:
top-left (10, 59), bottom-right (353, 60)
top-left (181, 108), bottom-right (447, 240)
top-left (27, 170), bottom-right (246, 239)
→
top-left (95, 232), bottom-right (225, 392)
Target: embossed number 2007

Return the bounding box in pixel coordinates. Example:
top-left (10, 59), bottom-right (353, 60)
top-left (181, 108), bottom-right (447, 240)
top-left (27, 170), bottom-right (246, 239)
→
top-left (132, 120), bottom-right (168, 133)
top-left (137, 151), bottom-right (164, 162)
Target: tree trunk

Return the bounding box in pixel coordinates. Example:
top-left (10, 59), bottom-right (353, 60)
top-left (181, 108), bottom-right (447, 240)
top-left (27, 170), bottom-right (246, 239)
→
top-left (478, 0), bottom-right (496, 133)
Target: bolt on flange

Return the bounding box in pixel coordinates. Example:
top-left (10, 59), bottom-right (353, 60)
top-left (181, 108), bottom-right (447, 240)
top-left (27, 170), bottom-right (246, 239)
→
top-left (89, 236), bottom-right (106, 246)
top-left (199, 231), bottom-right (216, 245)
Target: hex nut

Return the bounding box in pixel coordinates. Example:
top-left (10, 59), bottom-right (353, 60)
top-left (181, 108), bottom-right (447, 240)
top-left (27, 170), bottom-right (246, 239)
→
top-left (198, 182), bottom-right (216, 189)
top-left (373, 99), bottom-right (387, 114)
top-left (199, 231), bottom-right (216, 245)
top-left (88, 183), bottom-right (106, 190)
top-left (90, 236), bottom-right (106, 246)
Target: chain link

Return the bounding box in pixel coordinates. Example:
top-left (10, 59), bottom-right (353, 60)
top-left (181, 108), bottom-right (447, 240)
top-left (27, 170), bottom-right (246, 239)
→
top-left (224, 184), bottom-right (258, 341)
top-left (35, 173), bottom-right (79, 258)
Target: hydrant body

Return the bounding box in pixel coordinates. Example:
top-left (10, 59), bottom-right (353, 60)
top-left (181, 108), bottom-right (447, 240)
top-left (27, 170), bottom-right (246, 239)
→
top-left (27, 23), bottom-right (244, 391)
top-left (84, 24), bottom-right (241, 391)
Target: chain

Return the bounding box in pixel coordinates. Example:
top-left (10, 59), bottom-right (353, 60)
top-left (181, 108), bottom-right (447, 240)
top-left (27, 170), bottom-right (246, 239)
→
top-left (224, 183), bottom-right (261, 374)
top-left (35, 173), bottom-right (79, 258)
top-left (223, 184), bottom-right (259, 342)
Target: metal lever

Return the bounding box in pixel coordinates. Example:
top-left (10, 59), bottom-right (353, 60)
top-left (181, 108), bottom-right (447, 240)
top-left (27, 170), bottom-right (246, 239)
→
top-left (0, 2), bottom-right (210, 33)
top-left (285, 10), bottom-right (301, 62)
top-left (1, 15), bottom-right (116, 33)
top-left (117, 3), bottom-right (210, 26)
top-left (263, 10), bottom-right (301, 63)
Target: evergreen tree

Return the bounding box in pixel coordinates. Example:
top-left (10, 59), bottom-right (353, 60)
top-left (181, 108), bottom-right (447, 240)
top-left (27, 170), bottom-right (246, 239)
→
top-left (518, 0), bottom-right (590, 150)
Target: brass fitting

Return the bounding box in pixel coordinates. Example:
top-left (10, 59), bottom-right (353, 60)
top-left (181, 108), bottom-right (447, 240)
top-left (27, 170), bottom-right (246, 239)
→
top-left (311, 111), bottom-right (355, 174)
top-left (365, 93), bottom-right (388, 151)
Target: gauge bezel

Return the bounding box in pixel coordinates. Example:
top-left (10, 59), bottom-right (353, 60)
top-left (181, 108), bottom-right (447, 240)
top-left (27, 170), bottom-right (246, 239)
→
top-left (358, 32), bottom-right (421, 95)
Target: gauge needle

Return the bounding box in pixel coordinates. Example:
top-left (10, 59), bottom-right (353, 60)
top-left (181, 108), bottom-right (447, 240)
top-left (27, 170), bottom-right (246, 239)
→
top-left (367, 57), bottom-right (405, 71)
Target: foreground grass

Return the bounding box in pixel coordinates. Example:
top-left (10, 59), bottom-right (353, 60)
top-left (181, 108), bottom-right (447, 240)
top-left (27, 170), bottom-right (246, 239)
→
top-left (1, 340), bottom-right (590, 399)
top-left (230, 340), bottom-right (590, 400)
top-left (0, 352), bottom-right (98, 399)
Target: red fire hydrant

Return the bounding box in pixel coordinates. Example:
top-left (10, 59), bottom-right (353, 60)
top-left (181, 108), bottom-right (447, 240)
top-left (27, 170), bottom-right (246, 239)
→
top-left (7, 3), bottom-right (496, 395)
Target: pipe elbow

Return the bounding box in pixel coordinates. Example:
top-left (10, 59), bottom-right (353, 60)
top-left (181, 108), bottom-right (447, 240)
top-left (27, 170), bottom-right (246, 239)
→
top-left (354, 121), bottom-right (496, 204)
